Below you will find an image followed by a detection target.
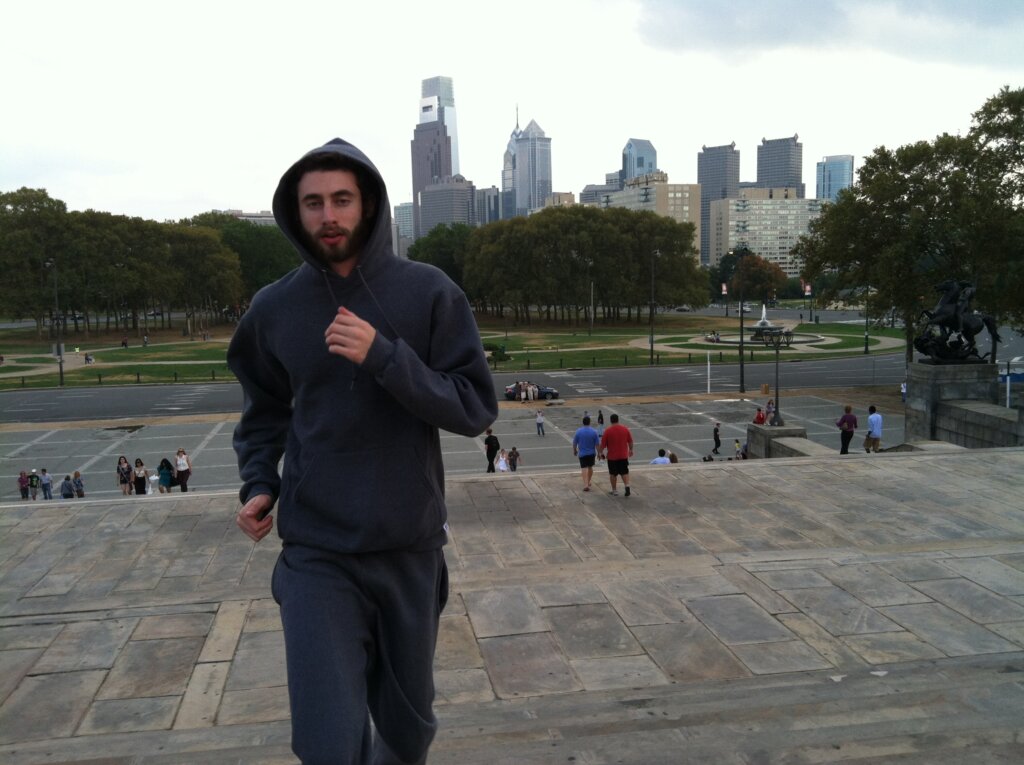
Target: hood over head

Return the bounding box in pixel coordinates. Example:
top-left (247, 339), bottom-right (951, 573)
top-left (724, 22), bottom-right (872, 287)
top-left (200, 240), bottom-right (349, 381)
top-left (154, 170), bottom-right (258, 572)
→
top-left (272, 138), bottom-right (394, 275)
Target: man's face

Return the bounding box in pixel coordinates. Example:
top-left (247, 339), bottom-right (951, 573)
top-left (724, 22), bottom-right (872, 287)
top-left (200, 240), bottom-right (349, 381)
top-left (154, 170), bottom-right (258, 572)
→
top-left (297, 169), bottom-right (371, 272)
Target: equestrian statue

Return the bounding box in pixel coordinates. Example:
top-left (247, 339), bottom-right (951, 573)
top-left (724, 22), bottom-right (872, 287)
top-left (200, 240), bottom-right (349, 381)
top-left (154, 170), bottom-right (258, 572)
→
top-left (914, 280), bottom-right (1001, 363)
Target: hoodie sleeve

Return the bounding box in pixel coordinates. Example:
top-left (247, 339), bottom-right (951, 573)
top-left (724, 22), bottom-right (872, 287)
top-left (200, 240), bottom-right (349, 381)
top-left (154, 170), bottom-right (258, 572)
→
top-left (360, 288), bottom-right (497, 437)
top-left (227, 311), bottom-right (293, 505)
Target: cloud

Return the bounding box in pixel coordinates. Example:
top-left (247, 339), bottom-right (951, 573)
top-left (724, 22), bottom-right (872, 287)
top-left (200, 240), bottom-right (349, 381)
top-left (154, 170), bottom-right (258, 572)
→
top-left (637, 0), bottom-right (1024, 67)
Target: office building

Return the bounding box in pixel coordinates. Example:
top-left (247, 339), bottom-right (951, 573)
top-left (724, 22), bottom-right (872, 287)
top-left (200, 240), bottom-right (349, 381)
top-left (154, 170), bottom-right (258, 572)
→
top-left (756, 135), bottom-right (805, 198)
top-left (512, 119), bottom-right (552, 217)
top-left (599, 172), bottom-right (701, 258)
top-left (580, 172), bottom-right (624, 205)
top-left (218, 209), bottom-right (276, 226)
top-left (475, 186), bottom-right (502, 226)
top-left (393, 203), bottom-right (414, 240)
top-left (697, 143), bottom-right (740, 266)
top-left (418, 175), bottom-right (476, 237)
top-left (816, 154), bottom-right (855, 202)
top-left (622, 139), bottom-right (657, 182)
top-left (411, 76), bottom-right (459, 239)
top-left (709, 188), bottom-right (822, 277)
top-left (420, 76), bottom-right (459, 174)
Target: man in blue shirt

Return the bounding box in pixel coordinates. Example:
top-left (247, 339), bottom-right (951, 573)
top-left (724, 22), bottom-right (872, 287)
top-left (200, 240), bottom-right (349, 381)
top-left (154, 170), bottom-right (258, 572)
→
top-left (572, 416), bottom-right (600, 492)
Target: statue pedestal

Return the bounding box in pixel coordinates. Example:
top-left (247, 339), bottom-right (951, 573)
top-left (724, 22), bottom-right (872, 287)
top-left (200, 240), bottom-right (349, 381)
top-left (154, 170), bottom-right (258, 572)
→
top-left (905, 363), bottom-right (999, 442)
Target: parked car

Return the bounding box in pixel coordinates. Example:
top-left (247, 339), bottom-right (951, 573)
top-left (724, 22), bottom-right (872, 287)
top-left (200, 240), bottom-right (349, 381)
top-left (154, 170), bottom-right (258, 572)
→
top-left (504, 381), bottom-right (559, 401)
top-left (146, 310), bottom-right (163, 317)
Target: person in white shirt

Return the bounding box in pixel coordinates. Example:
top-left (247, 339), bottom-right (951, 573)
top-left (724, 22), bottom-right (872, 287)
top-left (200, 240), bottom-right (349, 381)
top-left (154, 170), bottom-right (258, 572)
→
top-left (650, 449), bottom-right (671, 465)
top-left (865, 406), bottom-right (883, 453)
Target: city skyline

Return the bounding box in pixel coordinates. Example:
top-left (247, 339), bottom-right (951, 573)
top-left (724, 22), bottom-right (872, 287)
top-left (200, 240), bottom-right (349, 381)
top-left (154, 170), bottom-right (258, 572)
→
top-left (3, 1), bottom-right (1022, 222)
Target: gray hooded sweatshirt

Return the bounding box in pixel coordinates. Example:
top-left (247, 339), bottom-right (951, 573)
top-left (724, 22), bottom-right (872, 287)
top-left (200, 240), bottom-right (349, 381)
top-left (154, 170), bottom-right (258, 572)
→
top-left (228, 138), bottom-right (497, 554)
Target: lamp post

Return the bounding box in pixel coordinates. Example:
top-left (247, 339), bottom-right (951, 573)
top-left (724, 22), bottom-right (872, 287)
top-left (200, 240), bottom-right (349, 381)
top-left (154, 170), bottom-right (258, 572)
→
top-left (863, 285), bottom-right (870, 354)
top-left (649, 249), bottom-right (660, 365)
top-left (765, 329), bottom-right (786, 425)
top-left (45, 259), bottom-right (65, 387)
top-left (734, 247), bottom-right (748, 393)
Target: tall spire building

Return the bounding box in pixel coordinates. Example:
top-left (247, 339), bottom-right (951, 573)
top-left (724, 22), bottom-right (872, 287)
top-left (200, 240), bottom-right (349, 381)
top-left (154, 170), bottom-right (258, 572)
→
top-left (410, 76), bottom-right (458, 239)
top-left (512, 119), bottom-right (551, 217)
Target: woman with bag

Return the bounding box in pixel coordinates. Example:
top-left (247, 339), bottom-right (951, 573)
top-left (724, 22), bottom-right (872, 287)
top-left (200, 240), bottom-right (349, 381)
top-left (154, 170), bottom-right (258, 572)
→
top-left (132, 459), bottom-right (150, 496)
top-left (72, 471), bottom-right (85, 498)
top-left (116, 456), bottom-right (133, 495)
top-left (835, 405), bottom-right (858, 455)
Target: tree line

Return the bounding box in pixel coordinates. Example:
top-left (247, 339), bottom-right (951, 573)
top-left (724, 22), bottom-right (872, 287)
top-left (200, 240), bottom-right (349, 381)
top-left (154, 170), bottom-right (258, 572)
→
top-left (0, 195), bottom-right (298, 339)
top-left (794, 86), bottom-right (1024, 362)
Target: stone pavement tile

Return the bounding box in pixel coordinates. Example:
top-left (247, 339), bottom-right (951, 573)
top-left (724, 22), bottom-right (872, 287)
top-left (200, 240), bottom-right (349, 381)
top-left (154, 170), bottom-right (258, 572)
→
top-left (133, 612), bottom-right (214, 640)
top-left (987, 622), bottom-right (1024, 647)
top-left (912, 578), bottom-right (1024, 624)
top-left (175, 661), bottom-right (229, 729)
top-left (840, 632), bottom-right (946, 664)
top-left (590, 544), bottom-right (637, 562)
top-left (545, 604), bottom-right (641, 659)
top-left (776, 613), bottom-right (869, 671)
top-left (687, 594), bottom-right (794, 645)
top-left (878, 558), bottom-right (959, 582)
top-left (0, 647), bottom-right (42, 703)
top-left (730, 640), bottom-right (832, 674)
top-left (463, 586), bottom-right (547, 638)
top-left (819, 564), bottom-right (934, 607)
top-left (599, 579), bottom-right (691, 626)
top-left (436, 614), bottom-right (484, 670)
top-left (570, 654), bottom-right (670, 691)
top-left (530, 581), bottom-right (606, 607)
top-left (879, 603), bottom-right (1019, 656)
top-left (631, 621), bottom-right (751, 683)
top-left (163, 553), bottom-right (214, 578)
top-left (718, 564), bottom-right (798, 614)
top-left (998, 552), bottom-right (1024, 573)
top-left (661, 572), bottom-right (741, 600)
top-left (540, 548), bottom-right (582, 565)
top-left (0, 622), bottom-right (62, 649)
top-left (779, 586), bottom-right (903, 636)
top-left (0, 669), bottom-right (106, 744)
top-left (218, 685), bottom-right (291, 725)
top-left (752, 569), bottom-right (834, 590)
top-left (435, 668), bottom-right (495, 705)
top-left (33, 618), bottom-right (137, 672)
top-left (226, 630), bottom-right (287, 691)
top-left (942, 557), bottom-right (1024, 596)
top-left (198, 600), bottom-right (250, 663)
top-left (98, 636), bottom-right (204, 699)
top-left (26, 572), bottom-right (83, 597)
top-left (78, 696), bottom-right (180, 735)
top-left (617, 534), bottom-right (671, 558)
top-left (525, 531), bottom-right (569, 551)
top-left (244, 599), bottom-right (282, 633)
top-left (457, 554), bottom-right (503, 572)
top-left (478, 632), bottom-right (582, 698)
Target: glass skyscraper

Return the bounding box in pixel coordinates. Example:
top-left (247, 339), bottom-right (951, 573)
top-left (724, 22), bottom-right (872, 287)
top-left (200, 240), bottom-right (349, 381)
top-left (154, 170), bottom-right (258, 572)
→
top-left (512, 119), bottom-right (552, 216)
top-left (756, 135), bottom-right (805, 198)
top-left (816, 155), bottom-right (855, 202)
top-left (622, 139), bottom-right (657, 182)
top-left (697, 143), bottom-right (740, 266)
top-left (410, 76), bottom-right (458, 239)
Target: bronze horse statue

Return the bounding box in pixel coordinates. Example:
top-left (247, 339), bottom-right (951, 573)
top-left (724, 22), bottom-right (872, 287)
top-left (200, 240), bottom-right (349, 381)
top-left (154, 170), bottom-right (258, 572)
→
top-left (915, 280), bottom-right (1001, 362)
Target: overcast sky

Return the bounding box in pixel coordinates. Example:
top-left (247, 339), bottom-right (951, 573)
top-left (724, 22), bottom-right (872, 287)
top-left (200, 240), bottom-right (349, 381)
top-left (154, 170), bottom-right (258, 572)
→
top-left (3, 0), bottom-right (1022, 222)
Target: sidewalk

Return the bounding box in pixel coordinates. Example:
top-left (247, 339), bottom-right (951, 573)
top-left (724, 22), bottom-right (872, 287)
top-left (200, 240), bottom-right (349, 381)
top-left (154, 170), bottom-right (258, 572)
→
top-left (1, 448), bottom-right (1023, 763)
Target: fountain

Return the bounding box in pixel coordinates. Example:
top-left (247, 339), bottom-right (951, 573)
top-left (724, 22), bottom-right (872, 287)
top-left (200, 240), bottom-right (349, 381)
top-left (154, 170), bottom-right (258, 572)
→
top-left (751, 304), bottom-right (780, 341)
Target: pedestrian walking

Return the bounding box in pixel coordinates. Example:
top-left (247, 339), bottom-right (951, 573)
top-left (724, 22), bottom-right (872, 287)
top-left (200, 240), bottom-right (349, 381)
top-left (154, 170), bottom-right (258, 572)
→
top-left (597, 410), bottom-right (604, 427)
top-left (835, 405), bottom-right (858, 454)
top-left (157, 458), bottom-right (175, 494)
top-left (174, 448), bottom-right (193, 491)
top-left (599, 413), bottom-right (634, 496)
top-left (60, 475), bottom-right (75, 499)
top-left (765, 399), bottom-right (776, 425)
top-left (17, 471), bottom-right (29, 500)
top-left (72, 471), bottom-right (85, 498)
top-left (901, 380), bottom-right (907, 402)
top-left (572, 416), bottom-right (600, 492)
top-left (865, 405), bottom-right (883, 453)
top-left (116, 456), bottom-right (133, 495)
top-left (40, 468), bottom-right (53, 500)
top-left (535, 410), bottom-right (545, 436)
top-left (508, 447), bottom-right (522, 472)
top-left (27, 469), bottom-right (40, 500)
top-left (712, 422), bottom-right (721, 455)
top-left (227, 137), bottom-right (496, 765)
top-left (132, 459), bottom-right (150, 496)
top-left (497, 449), bottom-right (509, 472)
top-left (484, 428), bottom-right (500, 473)
top-left (734, 439), bottom-right (742, 459)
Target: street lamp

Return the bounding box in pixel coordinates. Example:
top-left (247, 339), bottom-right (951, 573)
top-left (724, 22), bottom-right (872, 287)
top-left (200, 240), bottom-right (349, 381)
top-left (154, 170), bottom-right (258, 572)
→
top-left (649, 249), bottom-right (660, 365)
top-left (863, 286), bottom-right (870, 354)
top-left (733, 247), bottom-right (749, 393)
top-left (44, 259), bottom-right (65, 387)
top-left (764, 329), bottom-right (788, 426)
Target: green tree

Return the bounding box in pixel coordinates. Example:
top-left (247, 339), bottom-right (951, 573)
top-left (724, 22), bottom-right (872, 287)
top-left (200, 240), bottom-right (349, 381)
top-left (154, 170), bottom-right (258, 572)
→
top-left (407, 223), bottom-right (473, 290)
top-left (729, 249), bottom-right (788, 307)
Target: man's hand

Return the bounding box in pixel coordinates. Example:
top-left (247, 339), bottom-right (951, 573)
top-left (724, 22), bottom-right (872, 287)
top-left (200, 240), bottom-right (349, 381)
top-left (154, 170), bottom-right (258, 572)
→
top-left (237, 494), bottom-right (274, 543)
top-left (325, 306), bottom-right (376, 364)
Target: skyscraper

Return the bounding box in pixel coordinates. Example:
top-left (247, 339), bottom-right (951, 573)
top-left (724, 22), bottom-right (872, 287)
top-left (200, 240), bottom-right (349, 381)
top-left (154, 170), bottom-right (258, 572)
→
top-left (697, 143), bottom-right (740, 266)
top-left (410, 76), bottom-right (458, 239)
top-left (501, 117), bottom-right (522, 220)
top-left (622, 139), bottom-right (657, 182)
top-left (816, 154), bottom-right (855, 202)
top-left (418, 175), bottom-right (476, 236)
top-left (757, 135), bottom-right (805, 198)
top-left (512, 119), bottom-right (552, 217)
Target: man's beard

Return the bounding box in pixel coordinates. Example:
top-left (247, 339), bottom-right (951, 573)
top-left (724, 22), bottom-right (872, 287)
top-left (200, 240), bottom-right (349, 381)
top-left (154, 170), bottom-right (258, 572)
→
top-left (302, 218), bottom-right (372, 266)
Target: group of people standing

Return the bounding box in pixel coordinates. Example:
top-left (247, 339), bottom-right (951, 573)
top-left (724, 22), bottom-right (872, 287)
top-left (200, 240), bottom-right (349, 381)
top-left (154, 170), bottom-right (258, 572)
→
top-left (17, 468), bottom-right (84, 500)
top-left (115, 448), bottom-right (193, 496)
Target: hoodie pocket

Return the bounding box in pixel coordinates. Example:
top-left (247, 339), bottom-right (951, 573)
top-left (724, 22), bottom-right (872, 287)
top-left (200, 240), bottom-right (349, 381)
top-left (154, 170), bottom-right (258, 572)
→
top-left (288, 445), bottom-right (442, 550)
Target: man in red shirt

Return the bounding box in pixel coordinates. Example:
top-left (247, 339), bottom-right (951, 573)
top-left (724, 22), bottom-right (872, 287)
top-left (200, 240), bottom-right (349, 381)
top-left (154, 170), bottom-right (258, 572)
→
top-left (598, 413), bottom-right (634, 497)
